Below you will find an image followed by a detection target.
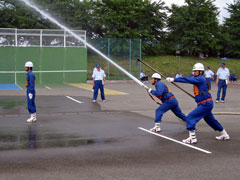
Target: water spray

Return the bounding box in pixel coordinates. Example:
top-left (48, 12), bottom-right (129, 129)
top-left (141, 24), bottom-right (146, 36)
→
top-left (18, 0), bottom-right (149, 90)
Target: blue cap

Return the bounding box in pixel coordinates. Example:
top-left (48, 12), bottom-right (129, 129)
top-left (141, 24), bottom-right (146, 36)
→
top-left (96, 63), bottom-right (100, 67)
top-left (221, 62), bottom-right (225, 66)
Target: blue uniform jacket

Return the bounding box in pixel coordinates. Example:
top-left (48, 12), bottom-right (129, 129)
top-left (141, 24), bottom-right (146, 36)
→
top-left (26, 71), bottom-right (35, 93)
top-left (151, 80), bottom-right (174, 103)
top-left (174, 75), bottom-right (212, 104)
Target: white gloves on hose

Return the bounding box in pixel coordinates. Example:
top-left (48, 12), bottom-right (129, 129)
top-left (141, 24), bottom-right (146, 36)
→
top-left (166, 77), bottom-right (174, 82)
top-left (28, 93), bottom-right (33, 100)
top-left (148, 88), bottom-right (152, 93)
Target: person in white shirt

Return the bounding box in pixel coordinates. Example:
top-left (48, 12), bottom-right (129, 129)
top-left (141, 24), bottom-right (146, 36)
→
top-left (140, 70), bottom-right (148, 82)
top-left (216, 62), bottom-right (230, 103)
top-left (175, 72), bottom-right (182, 78)
top-left (204, 66), bottom-right (214, 90)
top-left (92, 63), bottom-right (106, 102)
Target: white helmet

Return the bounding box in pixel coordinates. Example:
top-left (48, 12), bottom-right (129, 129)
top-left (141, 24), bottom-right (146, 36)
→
top-left (151, 73), bottom-right (161, 79)
top-left (25, 61), bottom-right (33, 67)
top-left (193, 63), bottom-right (204, 71)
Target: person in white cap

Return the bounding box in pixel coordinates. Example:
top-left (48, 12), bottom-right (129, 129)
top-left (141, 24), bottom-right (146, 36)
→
top-left (148, 73), bottom-right (186, 133)
top-left (166, 63), bottom-right (230, 144)
top-left (25, 61), bottom-right (37, 123)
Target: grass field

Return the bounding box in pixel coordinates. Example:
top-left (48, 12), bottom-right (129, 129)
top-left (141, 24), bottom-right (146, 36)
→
top-left (88, 55), bottom-right (240, 80)
top-left (141, 56), bottom-right (240, 76)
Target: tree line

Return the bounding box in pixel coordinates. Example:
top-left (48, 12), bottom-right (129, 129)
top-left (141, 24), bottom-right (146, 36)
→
top-left (0, 0), bottom-right (239, 58)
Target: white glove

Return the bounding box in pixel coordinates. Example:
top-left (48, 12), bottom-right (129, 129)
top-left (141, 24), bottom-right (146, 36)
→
top-left (148, 88), bottom-right (152, 93)
top-left (166, 77), bottom-right (174, 82)
top-left (28, 93), bottom-right (33, 100)
top-left (226, 80), bottom-right (228, 85)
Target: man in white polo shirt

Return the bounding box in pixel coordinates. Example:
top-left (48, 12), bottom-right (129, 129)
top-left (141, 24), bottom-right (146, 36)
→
top-left (92, 63), bottom-right (106, 102)
top-left (204, 66), bottom-right (214, 90)
top-left (216, 62), bottom-right (230, 103)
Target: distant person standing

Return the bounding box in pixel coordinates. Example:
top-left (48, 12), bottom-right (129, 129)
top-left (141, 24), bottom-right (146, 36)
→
top-left (25, 61), bottom-right (37, 123)
top-left (92, 63), bottom-right (106, 103)
top-left (204, 66), bottom-right (214, 90)
top-left (216, 62), bottom-right (230, 103)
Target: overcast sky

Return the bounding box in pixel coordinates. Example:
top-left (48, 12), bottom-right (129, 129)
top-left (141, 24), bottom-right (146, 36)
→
top-left (159, 0), bottom-right (234, 24)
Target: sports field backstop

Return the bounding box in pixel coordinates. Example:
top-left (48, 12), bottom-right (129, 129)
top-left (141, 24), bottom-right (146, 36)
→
top-left (0, 28), bottom-right (87, 86)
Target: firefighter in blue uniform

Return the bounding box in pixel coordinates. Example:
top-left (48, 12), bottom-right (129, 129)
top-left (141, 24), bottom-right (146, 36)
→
top-left (148, 73), bottom-right (186, 133)
top-left (25, 61), bottom-right (37, 123)
top-left (166, 63), bottom-right (230, 144)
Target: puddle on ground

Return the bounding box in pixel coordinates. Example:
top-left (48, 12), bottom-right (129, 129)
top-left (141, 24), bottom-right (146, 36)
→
top-left (0, 100), bottom-right (25, 109)
top-left (0, 125), bottom-right (117, 151)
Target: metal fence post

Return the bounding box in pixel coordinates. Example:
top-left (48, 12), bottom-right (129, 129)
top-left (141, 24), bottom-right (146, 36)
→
top-left (139, 39), bottom-right (142, 75)
top-left (64, 30), bottom-right (66, 47)
top-left (108, 38), bottom-right (110, 79)
top-left (129, 39), bottom-right (132, 74)
top-left (40, 29), bottom-right (42, 47)
top-left (15, 29), bottom-right (17, 84)
top-left (15, 28), bottom-right (17, 46)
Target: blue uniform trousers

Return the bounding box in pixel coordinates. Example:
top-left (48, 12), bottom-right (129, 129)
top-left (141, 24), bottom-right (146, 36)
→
top-left (187, 101), bottom-right (223, 131)
top-left (206, 78), bottom-right (212, 90)
top-left (27, 89), bottom-right (36, 114)
top-left (93, 80), bottom-right (105, 101)
top-left (155, 97), bottom-right (186, 123)
top-left (217, 79), bottom-right (227, 101)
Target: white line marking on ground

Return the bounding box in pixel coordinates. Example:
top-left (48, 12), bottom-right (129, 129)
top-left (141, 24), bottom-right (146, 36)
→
top-left (66, 96), bottom-right (83, 104)
top-left (45, 86), bottom-right (52, 89)
top-left (16, 83), bottom-right (22, 90)
top-left (138, 127), bottom-right (212, 154)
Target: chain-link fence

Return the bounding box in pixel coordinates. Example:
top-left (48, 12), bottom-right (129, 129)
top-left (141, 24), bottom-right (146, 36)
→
top-left (0, 28), bottom-right (87, 86)
top-left (0, 28), bottom-right (86, 47)
top-left (0, 28), bottom-right (142, 85)
top-left (87, 38), bottom-right (142, 80)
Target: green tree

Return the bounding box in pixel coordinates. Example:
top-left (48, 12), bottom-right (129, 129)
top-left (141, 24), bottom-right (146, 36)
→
top-left (1, 0), bottom-right (167, 55)
top-left (36, 0), bottom-right (87, 30)
top-left (0, 0), bottom-right (55, 29)
top-left (90, 0), bottom-right (167, 55)
top-left (222, 0), bottom-right (240, 58)
top-left (167, 0), bottom-right (220, 56)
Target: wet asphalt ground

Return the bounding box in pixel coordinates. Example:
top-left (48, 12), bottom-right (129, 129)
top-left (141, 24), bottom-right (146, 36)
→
top-left (0, 81), bottom-right (240, 180)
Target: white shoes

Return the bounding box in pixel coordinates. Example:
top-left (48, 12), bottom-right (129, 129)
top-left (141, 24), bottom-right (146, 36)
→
top-left (216, 129), bottom-right (230, 141)
top-left (150, 123), bottom-right (161, 133)
top-left (27, 113), bottom-right (37, 123)
top-left (216, 100), bottom-right (225, 103)
top-left (182, 131), bottom-right (197, 144)
top-left (92, 100), bottom-right (96, 103)
top-left (182, 130), bottom-right (230, 144)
